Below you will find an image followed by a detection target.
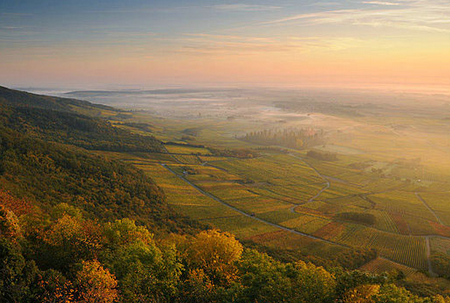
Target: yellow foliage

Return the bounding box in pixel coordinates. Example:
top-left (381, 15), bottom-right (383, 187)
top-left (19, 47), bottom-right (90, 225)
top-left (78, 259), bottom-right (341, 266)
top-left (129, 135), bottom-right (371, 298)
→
top-left (0, 205), bottom-right (22, 239)
top-left (343, 284), bottom-right (381, 303)
top-left (184, 229), bottom-right (243, 285)
top-left (433, 295), bottom-right (450, 303)
top-left (76, 260), bottom-right (118, 303)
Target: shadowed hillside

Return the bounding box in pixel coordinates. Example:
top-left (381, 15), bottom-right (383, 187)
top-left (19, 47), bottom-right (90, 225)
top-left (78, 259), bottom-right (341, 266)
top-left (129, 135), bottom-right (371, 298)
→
top-left (0, 86), bottom-right (163, 152)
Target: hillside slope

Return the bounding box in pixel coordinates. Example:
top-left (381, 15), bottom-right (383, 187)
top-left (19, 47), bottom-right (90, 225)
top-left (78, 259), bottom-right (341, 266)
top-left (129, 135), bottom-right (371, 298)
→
top-left (0, 86), bottom-right (196, 232)
top-left (0, 86), bottom-right (112, 113)
top-left (0, 86), bottom-right (163, 152)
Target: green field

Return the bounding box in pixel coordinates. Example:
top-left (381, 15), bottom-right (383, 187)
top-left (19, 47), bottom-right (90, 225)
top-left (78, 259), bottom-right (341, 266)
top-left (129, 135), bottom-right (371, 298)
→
top-left (97, 100), bottom-right (450, 277)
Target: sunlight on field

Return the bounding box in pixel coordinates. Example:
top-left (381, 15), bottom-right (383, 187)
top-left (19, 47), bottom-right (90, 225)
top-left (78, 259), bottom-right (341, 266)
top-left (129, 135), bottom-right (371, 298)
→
top-left (95, 90), bottom-right (450, 276)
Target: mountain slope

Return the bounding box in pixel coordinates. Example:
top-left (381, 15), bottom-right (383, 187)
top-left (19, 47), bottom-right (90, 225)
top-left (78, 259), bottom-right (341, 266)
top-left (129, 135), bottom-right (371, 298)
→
top-left (0, 126), bottom-right (197, 232)
top-left (0, 86), bottom-right (197, 232)
top-left (0, 86), bottom-right (163, 152)
top-left (0, 86), bottom-right (112, 113)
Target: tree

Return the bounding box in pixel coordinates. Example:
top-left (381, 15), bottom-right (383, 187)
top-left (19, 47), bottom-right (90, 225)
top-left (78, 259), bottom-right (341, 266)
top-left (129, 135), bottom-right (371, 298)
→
top-left (233, 249), bottom-right (292, 303)
top-left (289, 260), bottom-right (337, 303)
top-left (183, 230), bottom-right (243, 286)
top-left (0, 238), bottom-right (39, 302)
top-left (41, 214), bottom-right (103, 271)
top-left (0, 206), bottom-right (21, 240)
top-left (36, 269), bottom-right (75, 303)
top-left (343, 284), bottom-right (380, 303)
top-left (75, 260), bottom-right (118, 303)
top-left (103, 218), bottom-right (153, 248)
top-left (374, 284), bottom-right (425, 303)
top-left (103, 220), bottom-right (182, 302)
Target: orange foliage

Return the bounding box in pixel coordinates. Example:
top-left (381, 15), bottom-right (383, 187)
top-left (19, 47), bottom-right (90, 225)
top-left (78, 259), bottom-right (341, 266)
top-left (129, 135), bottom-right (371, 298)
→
top-left (184, 230), bottom-right (243, 285)
top-left (0, 189), bottom-right (34, 216)
top-left (38, 273), bottom-right (76, 303)
top-left (43, 215), bottom-right (104, 258)
top-left (0, 205), bottom-right (21, 239)
top-left (75, 260), bottom-right (119, 303)
top-left (343, 284), bottom-right (380, 303)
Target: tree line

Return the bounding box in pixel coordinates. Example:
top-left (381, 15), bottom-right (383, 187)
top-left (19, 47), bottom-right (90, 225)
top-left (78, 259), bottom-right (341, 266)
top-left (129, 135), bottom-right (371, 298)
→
top-left (241, 128), bottom-right (325, 149)
top-left (2, 198), bottom-right (450, 303)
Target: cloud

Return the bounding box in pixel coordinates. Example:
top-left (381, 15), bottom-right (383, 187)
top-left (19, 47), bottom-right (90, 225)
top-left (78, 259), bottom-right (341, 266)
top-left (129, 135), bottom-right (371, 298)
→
top-left (362, 1), bottom-right (401, 5)
top-left (262, 0), bottom-right (450, 33)
top-left (210, 4), bottom-right (281, 12)
top-left (0, 26), bottom-right (25, 30)
top-left (163, 33), bottom-right (364, 56)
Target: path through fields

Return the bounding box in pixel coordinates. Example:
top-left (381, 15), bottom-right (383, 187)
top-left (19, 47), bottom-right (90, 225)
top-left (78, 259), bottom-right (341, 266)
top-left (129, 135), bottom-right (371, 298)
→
top-left (288, 154), bottom-right (330, 212)
top-left (161, 163), bottom-right (347, 248)
top-left (159, 152), bottom-right (448, 275)
top-left (415, 192), bottom-right (444, 225)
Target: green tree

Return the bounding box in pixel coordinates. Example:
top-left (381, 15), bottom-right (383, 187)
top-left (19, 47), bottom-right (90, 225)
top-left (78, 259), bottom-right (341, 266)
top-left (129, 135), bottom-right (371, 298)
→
top-left (103, 220), bottom-right (182, 302)
top-left (288, 260), bottom-right (336, 303)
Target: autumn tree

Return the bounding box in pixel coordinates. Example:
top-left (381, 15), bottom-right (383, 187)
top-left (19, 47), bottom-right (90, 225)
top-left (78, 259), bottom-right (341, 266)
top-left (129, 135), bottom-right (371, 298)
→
top-left (40, 212), bottom-right (103, 271)
top-left (0, 205), bottom-right (21, 240)
top-left (289, 260), bottom-right (337, 303)
top-left (103, 219), bottom-right (182, 302)
top-left (232, 248), bottom-right (292, 303)
top-left (182, 230), bottom-right (243, 286)
top-left (343, 284), bottom-right (380, 303)
top-left (75, 260), bottom-right (118, 303)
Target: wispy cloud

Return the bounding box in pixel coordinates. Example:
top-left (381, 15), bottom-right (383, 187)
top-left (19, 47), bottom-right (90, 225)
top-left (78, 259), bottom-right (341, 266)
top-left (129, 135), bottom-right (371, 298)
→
top-left (210, 4), bottom-right (281, 12)
top-left (0, 26), bottom-right (25, 30)
top-left (262, 0), bottom-right (450, 33)
top-left (163, 33), bottom-right (364, 55)
top-left (362, 1), bottom-right (401, 5)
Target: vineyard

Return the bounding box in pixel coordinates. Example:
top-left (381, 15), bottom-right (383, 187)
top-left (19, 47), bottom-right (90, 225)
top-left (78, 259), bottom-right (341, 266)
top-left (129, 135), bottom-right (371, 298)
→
top-left (100, 136), bottom-right (450, 275)
top-left (359, 258), bottom-right (417, 276)
top-left (420, 192), bottom-right (450, 225)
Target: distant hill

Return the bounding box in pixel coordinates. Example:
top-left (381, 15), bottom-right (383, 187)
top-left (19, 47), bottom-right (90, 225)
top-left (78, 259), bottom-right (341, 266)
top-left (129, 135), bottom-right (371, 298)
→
top-left (0, 86), bottom-right (163, 152)
top-left (0, 86), bottom-right (113, 113)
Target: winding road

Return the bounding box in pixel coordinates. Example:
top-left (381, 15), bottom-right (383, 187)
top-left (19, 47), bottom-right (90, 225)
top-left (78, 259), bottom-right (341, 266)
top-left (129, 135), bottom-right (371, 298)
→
top-left (288, 154), bottom-right (330, 213)
top-left (159, 152), bottom-right (450, 276)
top-left (415, 192), bottom-right (443, 225)
top-left (161, 163), bottom-right (348, 248)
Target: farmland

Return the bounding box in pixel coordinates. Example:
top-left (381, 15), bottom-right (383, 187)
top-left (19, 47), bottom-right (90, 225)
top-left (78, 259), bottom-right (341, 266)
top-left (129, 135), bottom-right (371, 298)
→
top-left (106, 142), bottom-right (449, 272)
top-left (87, 89), bottom-right (450, 279)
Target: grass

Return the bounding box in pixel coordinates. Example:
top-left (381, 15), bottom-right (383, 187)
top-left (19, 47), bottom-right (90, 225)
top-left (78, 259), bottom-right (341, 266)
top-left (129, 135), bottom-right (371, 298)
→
top-left (207, 215), bottom-right (279, 239)
top-left (283, 215), bottom-right (332, 234)
top-left (135, 163), bottom-right (239, 220)
top-left (247, 229), bottom-right (351, 260)
top-left (359, 258), bottom-right (417, 276)
top-left (319, 182), bottom-right (365, 200)
top-left (430, 237), bottom-right (450, 255)
top-left (173, 154), bottom-right (202, 164)
top-left (164, 144), bottom-right (212, 155)
top-left (419, 192), bottom-right (450, 225)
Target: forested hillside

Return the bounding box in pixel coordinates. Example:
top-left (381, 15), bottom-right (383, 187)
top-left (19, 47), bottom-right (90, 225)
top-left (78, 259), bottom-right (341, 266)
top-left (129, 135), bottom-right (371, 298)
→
top-left (0, 86), bottom-right (112, 113)
top-left (0, 87), bottom-right (163, 152)
top-left (0, 127), bottom-right (197, 233)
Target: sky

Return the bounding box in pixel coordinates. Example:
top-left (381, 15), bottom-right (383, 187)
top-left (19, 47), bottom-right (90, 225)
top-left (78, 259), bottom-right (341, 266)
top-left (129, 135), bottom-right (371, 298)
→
top-left (0, 0), bottom-right (449, 90)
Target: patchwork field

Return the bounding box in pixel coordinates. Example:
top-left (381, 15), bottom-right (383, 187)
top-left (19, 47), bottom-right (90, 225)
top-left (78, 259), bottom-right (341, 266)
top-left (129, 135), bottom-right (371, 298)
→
top-left (97, 101), bottom-right (450, 278)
